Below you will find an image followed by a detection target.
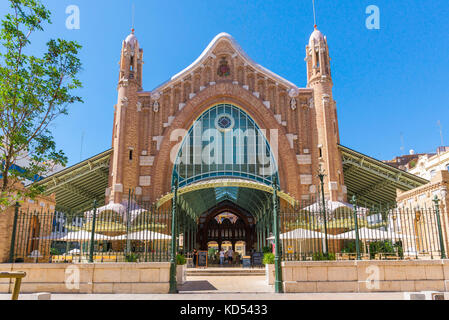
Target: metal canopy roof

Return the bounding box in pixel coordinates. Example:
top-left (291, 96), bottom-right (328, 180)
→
top-left (36, 149), bottom-right (112, 212)
top-left (179, 186), bottom-right (271, 220)
top-left (35, 146), bottom-right (429, 213)
top-left (339, 145), bottom-right (428, 207)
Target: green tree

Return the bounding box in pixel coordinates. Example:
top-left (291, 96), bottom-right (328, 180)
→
top-left (0, 0), bottom-right (82, 210)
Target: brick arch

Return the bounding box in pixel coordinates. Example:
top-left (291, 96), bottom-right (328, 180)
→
top-left (150, 82), bottom-right (300, 201)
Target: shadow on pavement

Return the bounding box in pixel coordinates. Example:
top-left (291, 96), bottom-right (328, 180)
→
top-left (178, 280), bottom-right (218, 292)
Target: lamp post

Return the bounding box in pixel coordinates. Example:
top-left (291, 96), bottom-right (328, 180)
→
top-left (272, 177), bottom-right (283, 293)
top-left (433, 193), bottom-right (447, 259)
top-left (89, 200), bottom-right (98, 263)
top-left (125, 189), bottom-right (133, 255)
top-left (318, 166), bottom-right (329, 258)
top-left (169, 179), bottom-right (179, 294)
top-left (350, 195), bottom-right (361, 260)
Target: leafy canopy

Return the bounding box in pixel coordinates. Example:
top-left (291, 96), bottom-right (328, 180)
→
top-left (0, 0), bottom-right (83, 210)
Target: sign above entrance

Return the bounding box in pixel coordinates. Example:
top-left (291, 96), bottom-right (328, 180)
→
top-left (215, 213), bottom-right (238, 224)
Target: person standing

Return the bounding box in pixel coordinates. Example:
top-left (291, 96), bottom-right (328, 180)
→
top-left (192, 248), bottom-right (198, 267)
top-left (227, 248), bottom-right (234, 265)
top-left (219, 248), bottom-right (225, 266)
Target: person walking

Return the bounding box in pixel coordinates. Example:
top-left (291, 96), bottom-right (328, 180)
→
top-left (219, 248), bottom-right (225, 266)
top-left (192, 248), bottom-right (198, 267)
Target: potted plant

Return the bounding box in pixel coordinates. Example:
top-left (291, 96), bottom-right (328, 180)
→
top-left (125, 252), bottom-right (139, 262)
top-left (312, 252), bottom-right (336, 261)
top-left (263, 253), bottom-right (275, 285)
top-left (176, 254), bottom-right (187, 285)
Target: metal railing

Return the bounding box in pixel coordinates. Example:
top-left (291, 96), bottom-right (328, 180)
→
top-left (9, 196), bottom-right (174, 264)
top-left (9, 192), bottom-right (448, 263)
top-left (279, 196), bottom-right (448, 261)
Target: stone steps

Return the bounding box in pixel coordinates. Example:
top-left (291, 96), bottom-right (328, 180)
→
top-left (186, 267), bottom-right (265, 276)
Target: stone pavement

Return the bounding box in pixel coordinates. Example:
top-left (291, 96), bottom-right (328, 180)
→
top-left (179, 275), bottom-right (272, 293)
top-left (0, 271), bottom-right (444, 300)
top-left (0, 273), bottom-right (409, 300)
top-left (0, 292), bottom-right (406, 300)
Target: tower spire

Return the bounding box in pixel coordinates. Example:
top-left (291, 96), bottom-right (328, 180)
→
top-left (131, 3), bottom-right (135, 32)
top-left (313, 0), bottom-right (317, 28)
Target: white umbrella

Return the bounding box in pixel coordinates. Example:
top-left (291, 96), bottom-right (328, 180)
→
top-left (302, 201), bottom-right (369, 216)
top-left (83, 203), bottom-right (146, 223)
top-left (67, 248), bottom-right (81, 255)
top-left (29, 250), bottom-right (42, 257)
top-left (333, 227), bottom-right (411, 240)
top-left (58, 230), bottom-right (114, 241)
top-left (84, 202), bottom-right (126, 217)
top-left (112, 230), bottom-right (171, 241)
top-left (267, 228), bottom-right (336, 240)
top-left (33, 232), bottom-right (68, 240)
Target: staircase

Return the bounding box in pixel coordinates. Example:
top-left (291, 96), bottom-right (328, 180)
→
top-left (186, 267), bottom-right (265, 276)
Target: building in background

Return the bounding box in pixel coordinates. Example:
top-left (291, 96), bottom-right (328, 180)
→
top-left (383, 150), bottom-right (432, 171)
top-left (383, 147), bottom-right (449, 180)
top-left (407, 147), bottom-right (449, 180)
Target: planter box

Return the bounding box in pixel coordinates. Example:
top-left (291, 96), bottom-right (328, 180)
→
top-left (177, 264), bottom-right (186, 285)
top-left (266, 264), bottom-right (275, 285)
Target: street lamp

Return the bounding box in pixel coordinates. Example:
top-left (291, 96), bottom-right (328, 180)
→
top-left (350, 195), bottom-right (361, 260)
top-left (272, 177), bottom-right (283, 293)
top-left (317, 165), bottom-right (329, 258)
top-left (169, 179), bottom-right (179, 293)
top-left (89, 200), bottom-right (98, 263)
top-left (433, 193), bottom-right (446, 260)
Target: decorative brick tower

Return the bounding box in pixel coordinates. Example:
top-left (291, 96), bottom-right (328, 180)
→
top-left (106, 29), bottom-right (348, 206)
top-left (109, 29), bottom-right (144, 203)
top-left (306, 26), bottom-right (346, 201)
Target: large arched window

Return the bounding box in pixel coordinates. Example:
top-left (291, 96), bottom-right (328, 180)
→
top-left (172, 103), bottom-right (279, 187)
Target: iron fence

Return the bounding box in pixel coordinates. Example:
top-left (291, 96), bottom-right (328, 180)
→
top-left (9, 196), bottom-right (176, 264)
top-left (9, 192), bottom-right (449, 263)
top-left (279, 197), bottom-right (448, 261)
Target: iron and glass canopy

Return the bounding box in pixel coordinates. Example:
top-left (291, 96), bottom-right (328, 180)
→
top-left (172, 103), bottom-right (279, 188)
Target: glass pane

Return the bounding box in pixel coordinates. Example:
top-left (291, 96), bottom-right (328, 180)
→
top-left (173, 103), bottom-right (279, 187)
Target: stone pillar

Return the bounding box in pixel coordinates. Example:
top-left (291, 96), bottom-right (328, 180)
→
top-left (0, 206), bottom-right (15, 263)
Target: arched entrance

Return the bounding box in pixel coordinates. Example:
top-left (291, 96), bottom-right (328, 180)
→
top-left (199, 201), bottom-right (254, 252)
top-left (170, 102), bottom-right (282, 259)
top-left (174, 184), bottom-right (279, 262)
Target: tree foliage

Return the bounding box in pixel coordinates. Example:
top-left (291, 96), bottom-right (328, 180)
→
top-left (0, 0), bottom-right (83, 210)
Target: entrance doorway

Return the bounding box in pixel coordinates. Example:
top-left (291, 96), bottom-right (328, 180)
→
top-left (197, 201), bottom-right (256, 266)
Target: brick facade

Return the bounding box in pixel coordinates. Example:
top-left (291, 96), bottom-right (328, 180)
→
top-left (107, 30), bottom-right (347, 205)
top-left (396, 171), bottom-right (449, 257)
top-left (0, 186), bottom-right (56, 263)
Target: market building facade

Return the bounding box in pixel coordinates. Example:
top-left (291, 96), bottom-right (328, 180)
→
top-left (30, 28), bottom-right (429, 256)
top-left (4, 27), bottom-right (449, 295)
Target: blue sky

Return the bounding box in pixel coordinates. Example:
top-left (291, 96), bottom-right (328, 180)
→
top-left (1, 0), bottom-right (449, 166)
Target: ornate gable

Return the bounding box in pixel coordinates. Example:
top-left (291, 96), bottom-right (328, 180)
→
top-left (150, 33), bottom-right (299, 94)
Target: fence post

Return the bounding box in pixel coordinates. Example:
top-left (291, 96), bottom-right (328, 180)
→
top-left (9, 202), bottom-right (20, 263)
top-left (89, 200), bottom-right (98, 263)
top-left (272, 177), bottom-right (283, 293)
top-left (318, 170), bottom-right (329, 257)
top-left (125, 190), bottom-right (132, 255)
top-left (433, 195), bottom-right (446, 259)
top-left (169, 179), bottom-right (178, 294)
top-left (350, 195), bottom-right (361, 260)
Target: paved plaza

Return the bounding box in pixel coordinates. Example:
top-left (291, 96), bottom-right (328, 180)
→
top-left (0, 292), bottom-right (407, 300)
top-left (2, 272), bottom-right (442, 300)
